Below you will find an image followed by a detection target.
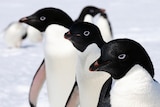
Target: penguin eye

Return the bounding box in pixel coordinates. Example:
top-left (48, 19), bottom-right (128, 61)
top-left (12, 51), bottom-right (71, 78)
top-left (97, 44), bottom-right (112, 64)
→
top-left (40, 16), bottom-right (46, 21)
top-left (118, 54), bottom-right (126, 60)
top-left (83, 31), bottom-right (90, 36)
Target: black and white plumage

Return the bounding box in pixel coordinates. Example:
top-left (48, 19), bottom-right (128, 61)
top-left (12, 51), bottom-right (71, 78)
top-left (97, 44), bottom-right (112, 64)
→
top-left (64, 22), bottom-right (111, 107)
top-left (96, 13), bottom-right (113, 42)
top-left (76, 6), bottom-right (113, 43)
top-left (75, 6), bottom-right (105, 23)
top-left (90, 39), bottom-right (160, 107)
top-left (4, 22), bottom-right (27, 48)
top-left (20, 6), bottom-right (108, 105)
top-left (20, 7), bottom-right (77, 107)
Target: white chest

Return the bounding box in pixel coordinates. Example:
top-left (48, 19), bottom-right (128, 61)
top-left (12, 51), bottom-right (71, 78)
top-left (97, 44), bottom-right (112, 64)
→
top-left (110, 65), bottom-right (160, 107)
top-left (76, 44), bottom-right (110, 107)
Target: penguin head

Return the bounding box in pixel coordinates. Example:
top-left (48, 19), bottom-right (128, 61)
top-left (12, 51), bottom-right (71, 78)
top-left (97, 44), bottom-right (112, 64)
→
top-left (19, 7), bottom-right (73, 32)
top-left (82, 6), bottom-right (105, 17)
top-left (75, 6), bottom-right (105, 22)
top-left (64, 22), bottom-right (105, 52)
top-left (90, 39), bottom-right (154, 79)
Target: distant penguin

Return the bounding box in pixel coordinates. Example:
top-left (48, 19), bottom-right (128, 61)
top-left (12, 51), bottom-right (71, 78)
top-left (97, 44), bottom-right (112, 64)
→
top-left (19, 7), bottom-right (78, 107)
top-left (64, 22), bottom-right (111, 107)
top-left (96, 12), bottom-right (113, 42)
top-left (76, 6), bottom-right (113, 42)
top-left (4, 22), bottom-right (27, 48)
top-left (90, 39), bottom-right (160, 107)
top-left (27, 25), bottom-right (43, 43)
top-left (75, 6), bottom-right (105, 23)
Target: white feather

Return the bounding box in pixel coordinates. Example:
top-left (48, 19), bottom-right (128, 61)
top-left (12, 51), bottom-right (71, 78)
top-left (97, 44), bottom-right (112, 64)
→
top-left (44, 24), bottom-right (77, 107)
top-left (111, 64), bottom-right (160, 107)
top-left (84, 14), bottom-right (94, 23)
top-left (76, 44), bottom-right (110, 107)
top-left (96, 15), bottom-right (112, 42)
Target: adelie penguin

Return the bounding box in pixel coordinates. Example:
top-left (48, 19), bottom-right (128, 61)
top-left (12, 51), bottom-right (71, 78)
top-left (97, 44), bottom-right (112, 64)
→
top-left (3, 22), bottom-right (27, 48)
top-left (90, 39), bottom-right (160, 107)
top-left (76, 6), bottom-right (113, 43)
top-left (19, 7), bottom-right (78, 107)
top-left (19, 6), bottom-right (108, 107)
top-left (64, 22), bottom-right (112, 107)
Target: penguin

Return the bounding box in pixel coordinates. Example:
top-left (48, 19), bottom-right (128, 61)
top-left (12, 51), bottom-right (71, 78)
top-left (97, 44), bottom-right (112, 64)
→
top-left (3, 21), bottom-right (27, 48)
top-left (27, 25), bottom-right (43, 43)
top-left (75, 6), bottom-right (113, 43)
top-left (64, 22), bottom-right (111, 107)
top-left (19, 6), bottom-right (107, 107)
top-left (75, 6), bottom-right (105, 23)
top-left (96, 12), bottom-right (113, 42)
top-left (19, 7), bottom-right (78, 107)
top-left (89, 39), bottom-right (160, 107)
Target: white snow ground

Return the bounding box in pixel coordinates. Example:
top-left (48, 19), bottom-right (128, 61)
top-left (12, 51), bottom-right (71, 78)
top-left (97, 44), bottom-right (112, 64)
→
top-left (0, 0), bottom-right (160, 107)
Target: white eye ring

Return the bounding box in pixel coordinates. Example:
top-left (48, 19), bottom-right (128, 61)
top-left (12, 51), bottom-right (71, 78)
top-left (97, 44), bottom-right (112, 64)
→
top-left (83, 31), bottom-right (90, 36)
top-left (40, 16), bottom-right (46, 21)
top-left (118, 54), bottom-right (126, 60)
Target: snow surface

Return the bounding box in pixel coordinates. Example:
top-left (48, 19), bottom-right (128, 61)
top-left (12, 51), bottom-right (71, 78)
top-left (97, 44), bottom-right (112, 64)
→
top-left (0, 0), bottom-right (160, 107)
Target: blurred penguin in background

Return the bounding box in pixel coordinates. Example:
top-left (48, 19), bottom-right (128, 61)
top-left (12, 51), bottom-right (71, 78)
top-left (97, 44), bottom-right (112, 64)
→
top-left (3, 21), bottom-right (27, 48)
top-left (27, 25), bottom-right (43, 43)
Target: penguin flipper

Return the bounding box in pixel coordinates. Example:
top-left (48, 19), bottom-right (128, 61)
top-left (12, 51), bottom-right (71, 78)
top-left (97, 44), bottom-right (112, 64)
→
top-left (65, 82), bottom-right (80, 107)
top-left (29, 60), bottom-right (46, 107)
top-left (97, 77), bottom-right (112, 107)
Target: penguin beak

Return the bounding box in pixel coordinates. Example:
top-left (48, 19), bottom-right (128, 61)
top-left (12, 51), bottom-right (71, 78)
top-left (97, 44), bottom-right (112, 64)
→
top-left (64, 31), bottom-right (72, 40)
top-left (100, 9), bottom-right (106, 14)
top-left (19, 17), bottom-right (28, 23)
top-left (89, 61), bottom-right (100, 71)
top-left (90, 59), bottom-right (111, 72)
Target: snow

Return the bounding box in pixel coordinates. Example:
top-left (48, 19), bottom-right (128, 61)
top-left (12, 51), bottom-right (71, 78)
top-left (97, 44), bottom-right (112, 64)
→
top-left (0, 0), bottom-right (160, 107)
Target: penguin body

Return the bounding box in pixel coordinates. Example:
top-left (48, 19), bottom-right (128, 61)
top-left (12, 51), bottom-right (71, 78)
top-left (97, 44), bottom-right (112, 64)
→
top-left (65, 22), bottom-right (111, 107)
top-left (44, 24), bottom-right (77, 107)
top-left (20, 7), bottom-right (77, 107)
top-left (90, 39), bottom-right (159, 107)
top-left (4, 22), bottom-right (27, 48)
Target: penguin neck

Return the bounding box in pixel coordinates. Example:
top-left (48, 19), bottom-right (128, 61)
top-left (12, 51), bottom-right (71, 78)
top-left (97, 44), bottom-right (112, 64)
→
top-left (76, 43), bottom-right (101, 71)
top-left (112, 64), bottom-right (153, 91)
top-left (49, 20), bottom-right (73, 29)
top-left (96, 39), bottom-right (106, 49)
